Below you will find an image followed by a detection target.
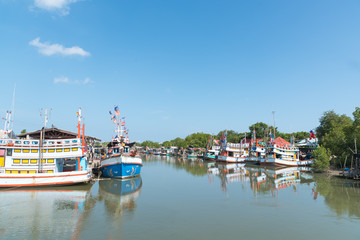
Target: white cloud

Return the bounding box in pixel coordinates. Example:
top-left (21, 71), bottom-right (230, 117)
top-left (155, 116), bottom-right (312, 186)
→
top-left (33, 0), bottom-right (79, 16)
top-left (83, 77), bottom-right (91, 85)
top-left (29, 37), bottom-right (90, 57)
top-left (54, 76), bottom-right (69, 84)
top-left (54, 77), bottom-right (93, 85)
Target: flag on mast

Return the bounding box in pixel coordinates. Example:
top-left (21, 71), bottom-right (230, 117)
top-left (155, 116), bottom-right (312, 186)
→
top-left (114, 106), bottom-right (120, 116)
top-left (309, 130), bottom-right (316, 140)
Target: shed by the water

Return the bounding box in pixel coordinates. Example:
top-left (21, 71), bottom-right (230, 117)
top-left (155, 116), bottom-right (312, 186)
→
top-left (17, 126), bottom-right (101, 142)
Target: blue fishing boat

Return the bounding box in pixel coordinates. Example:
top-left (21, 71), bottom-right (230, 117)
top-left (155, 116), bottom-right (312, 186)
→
top-left (100, 106), bottom-right (142, 178)
top-left (100, 155), bottom-right (142, 178)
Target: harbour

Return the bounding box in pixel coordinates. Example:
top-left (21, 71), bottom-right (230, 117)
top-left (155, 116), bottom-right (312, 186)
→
top-left (1, 155), bottom-right (359, 240)
top-left (2, 0), bottom-right (360, 239)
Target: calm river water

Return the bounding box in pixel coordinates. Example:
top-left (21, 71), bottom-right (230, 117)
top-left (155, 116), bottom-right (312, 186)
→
top-left (0, 155), bottom-right (359, 240)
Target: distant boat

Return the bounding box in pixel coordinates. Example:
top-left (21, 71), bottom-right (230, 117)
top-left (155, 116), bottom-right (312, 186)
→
top-left (204, 148), bottom-right (220, 161)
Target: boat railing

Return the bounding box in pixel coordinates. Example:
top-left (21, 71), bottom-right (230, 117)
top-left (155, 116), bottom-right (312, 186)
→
top-left (0, 138), bottom-right (82, 148)
top-left (272, 144), bottom-right (298, 151)
top-left (227, 143), bottom-right (250, 149)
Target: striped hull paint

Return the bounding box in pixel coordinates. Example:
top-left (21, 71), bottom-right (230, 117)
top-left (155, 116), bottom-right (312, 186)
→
top-left (100, 156), bottom-right (142, 179)
top-left (217, 156), bottom-right (245, 163)
top-left (204, 155), bottom-right (216, 161)
top-left (260, 158), bottom-right (314, 166)
top-left (0, 170), bottom-right (92, 188)
top-left (245, 156), bottom-right (261, 164)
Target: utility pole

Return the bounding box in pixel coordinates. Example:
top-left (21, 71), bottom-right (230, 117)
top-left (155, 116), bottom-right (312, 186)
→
top-left (272, 111), bottom-right (276, 139)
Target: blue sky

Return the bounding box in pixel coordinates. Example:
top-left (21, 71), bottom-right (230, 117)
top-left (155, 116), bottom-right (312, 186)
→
top-left (1, 0), bottom-right (360, 142)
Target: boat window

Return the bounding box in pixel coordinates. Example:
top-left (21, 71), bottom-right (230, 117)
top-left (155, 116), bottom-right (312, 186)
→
top-left (72, 140), bottom-right (78, 143)
top-left (32, 141), bottom-right (38, 144)
top-left (65, 141), bottom-right (70, 144)
top-left (7, 149), bottom-right (12, 156)
top-left (15, 141), bottom-right (21, 144)
top-left (24, 141), bottom-right (30, 144)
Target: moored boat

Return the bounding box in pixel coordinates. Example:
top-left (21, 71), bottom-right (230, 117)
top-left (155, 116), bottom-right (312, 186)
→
top-left (217, 142), bottom-right (249, 163)
top-left (100, 106), bottom-right (142, 178)
top-left (100, 155), bottom-right (142, 178)
top-left (261, 137), bottom-right (314, 166)
top-left (0, 108), bottom-right (93, 188)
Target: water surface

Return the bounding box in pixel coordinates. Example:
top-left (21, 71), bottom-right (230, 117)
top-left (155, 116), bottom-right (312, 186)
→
top-left (0, 155), bottom-right (359, 239)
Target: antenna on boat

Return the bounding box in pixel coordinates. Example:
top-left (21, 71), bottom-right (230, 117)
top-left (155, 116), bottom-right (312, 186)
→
top-left (40, 108), bottom-right (51, 129)
top-left (38, 108), bottom-right (51, 173)
top-left (10, 84), bottom-right (16, 130)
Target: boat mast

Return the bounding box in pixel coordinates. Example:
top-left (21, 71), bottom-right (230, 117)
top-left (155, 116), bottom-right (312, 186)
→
top-left (77, 107), bottom-right (83, 170)
top-left (39, 108), bottom-right (50, 173)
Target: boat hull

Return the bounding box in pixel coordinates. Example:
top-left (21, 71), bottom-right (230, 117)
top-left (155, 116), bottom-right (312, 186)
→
top-left (0, 170), bottom-right (92, 188)
top-left (204, 155), bottom-right (217, 161)
top-left (260, 158), bottom-right (314, 166)
top-left (217, 156), bottom-right (245, 163)
top-left (100, 156), bottom-right (142, 178)
top-left (245, 156), bottom-right (261, 164)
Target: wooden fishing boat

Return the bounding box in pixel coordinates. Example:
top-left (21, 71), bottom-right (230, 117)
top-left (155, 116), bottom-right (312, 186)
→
top-left (217, 142), bottom-right (249, 163)
top-left (0, 108), bottom-right (93, 188)
top-left (261, 137), bottom-right (314, 166)
top-left (100, 106), bottom-right (142, 179)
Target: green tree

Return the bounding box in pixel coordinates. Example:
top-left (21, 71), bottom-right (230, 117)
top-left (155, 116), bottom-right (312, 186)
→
top-left (170, 137), bottom-right (187, 149)
top-left (185, 132), bottom-right (211, 148)
top-left (248, 122), bottom-right (279, 140)
top-left (140, 140), bottom-right (160, 148)
top-left (21, 129), bottom-right (26, 134)
top-left (217, 130), bottom-right (246, 143)
top-left (312, 146), bottom-right (330, 172)
top-left (162, 141), bottom-right (171, 148)
top-left (316, 110), bottom-right (353, 166)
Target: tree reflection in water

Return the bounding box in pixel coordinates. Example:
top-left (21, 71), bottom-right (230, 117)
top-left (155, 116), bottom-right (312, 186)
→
top-left (313, 174), bottom-right (360, 218)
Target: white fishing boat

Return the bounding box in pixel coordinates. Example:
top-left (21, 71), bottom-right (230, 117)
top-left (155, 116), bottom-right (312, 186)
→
top-left (0, 108), bottom-right (93, 187)
top-left (217, 142), bottom-right (249, 163)
top-left (261, 137), bottom-right (313, 166)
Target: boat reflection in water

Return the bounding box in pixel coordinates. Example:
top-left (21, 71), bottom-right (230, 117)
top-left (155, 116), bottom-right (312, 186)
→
top-left (99, 176), bottom-right (142, 217)
top-left (247, 166), bottom-right (312, 194)
top-left (217, 163), bottom-right (250, 192)
top-left (0, 184), bottom-right (94, 239)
